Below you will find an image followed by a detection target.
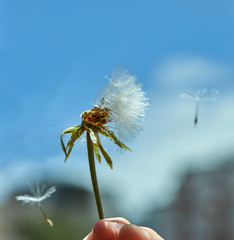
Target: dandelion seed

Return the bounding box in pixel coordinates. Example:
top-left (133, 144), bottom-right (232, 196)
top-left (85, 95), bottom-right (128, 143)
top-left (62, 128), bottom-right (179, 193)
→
top-left (16, 184), bottom-right (56, 227)
top-left (180, 88), bottom-right (219, 127)
top-left (60, 67), bottom-right (148, 219)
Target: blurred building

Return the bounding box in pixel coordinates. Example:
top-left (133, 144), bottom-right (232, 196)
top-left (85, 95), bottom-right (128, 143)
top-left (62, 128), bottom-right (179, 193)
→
top-left (146, 159), bottom-right (234, 240)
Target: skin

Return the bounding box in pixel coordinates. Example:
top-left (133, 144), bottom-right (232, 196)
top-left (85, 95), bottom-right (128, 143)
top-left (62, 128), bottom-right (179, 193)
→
top-left (83, 217), bottom-right (164, 240)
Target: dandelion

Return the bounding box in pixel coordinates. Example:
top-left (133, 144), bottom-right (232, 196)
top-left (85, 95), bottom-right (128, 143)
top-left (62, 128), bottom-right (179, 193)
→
top-left (60, 67), bottom-right (148, 219)
top-left (180, 88), bottom-right (219, 127)
top-left (16, 183), bottom-right (56, 227)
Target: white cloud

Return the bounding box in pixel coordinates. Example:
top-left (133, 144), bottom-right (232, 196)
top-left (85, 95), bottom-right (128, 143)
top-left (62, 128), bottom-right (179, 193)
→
top-left (153, 55), bottom-right (232, 89)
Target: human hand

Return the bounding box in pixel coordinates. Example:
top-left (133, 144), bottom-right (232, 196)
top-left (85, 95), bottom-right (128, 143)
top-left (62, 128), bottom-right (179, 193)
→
top-left (83, 217), bottom-right (163, 240)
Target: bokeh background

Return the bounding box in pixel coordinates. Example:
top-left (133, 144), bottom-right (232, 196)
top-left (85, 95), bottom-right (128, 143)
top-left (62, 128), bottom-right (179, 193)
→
top-left (1, 1), bottom-right (234, 239)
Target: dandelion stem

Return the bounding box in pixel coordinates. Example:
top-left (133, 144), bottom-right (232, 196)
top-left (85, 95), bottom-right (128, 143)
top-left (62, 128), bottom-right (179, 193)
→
top-left (86, 132), bottom-right (104, 220)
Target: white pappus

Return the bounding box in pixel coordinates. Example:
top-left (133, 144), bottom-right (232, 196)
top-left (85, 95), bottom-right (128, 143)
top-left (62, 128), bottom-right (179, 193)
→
top-left (99, 67), bottom-right (149, 140)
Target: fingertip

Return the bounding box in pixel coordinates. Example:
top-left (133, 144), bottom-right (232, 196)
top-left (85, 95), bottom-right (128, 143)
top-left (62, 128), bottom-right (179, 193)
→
top-left (104, 217), bottom-right (130, 225)
top-left (93, 220), bottom-right (118, 240)
top-left (119, 224), bottom-right (145, 240)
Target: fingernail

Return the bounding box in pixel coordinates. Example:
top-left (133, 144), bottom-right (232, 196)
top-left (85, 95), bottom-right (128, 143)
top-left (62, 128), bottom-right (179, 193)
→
top-left (143, 229), bottom-right (150, 240)
top-left (108, 221), bottom-right (125, 232)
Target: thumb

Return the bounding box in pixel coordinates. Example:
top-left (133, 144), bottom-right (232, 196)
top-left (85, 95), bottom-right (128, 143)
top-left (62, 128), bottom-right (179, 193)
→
top-left (92, 220), bottom-right (126, 240)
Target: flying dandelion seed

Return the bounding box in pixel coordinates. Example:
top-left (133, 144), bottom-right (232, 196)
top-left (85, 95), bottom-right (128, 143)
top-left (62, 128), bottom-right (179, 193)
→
top-left (60, 67), bottom-right (148, 219)
top-left (16, 183), bottom-right (56, 227)
top-left (180, 88), bottom-right (219, 127)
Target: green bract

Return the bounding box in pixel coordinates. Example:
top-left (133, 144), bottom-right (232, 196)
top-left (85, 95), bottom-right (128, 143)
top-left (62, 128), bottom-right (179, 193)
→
top-left (60, 121), bottom-right (131, 169)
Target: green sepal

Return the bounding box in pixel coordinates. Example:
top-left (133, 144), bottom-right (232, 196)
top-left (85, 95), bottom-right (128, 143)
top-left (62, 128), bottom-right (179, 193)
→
top-left (93, 144), bottom-right (101, 163)
top-left (64, 133), bottom-right (78, 161)
top-left (98, 142), bottom-right (113, 169)
top-left (84, 127), bottom-right (103, 164)
top-left (60, 135), bottom-right (67, 159)
top-left (61, 125), bottom-right (81, 135)
top-left (97, 126), bottom-right (131, 151)
top-left (60, 125), bottom-right (84, 162)
top-left (88, 128), bottom-right (102, 163)
top-left (60, 126), bottom-right (80, 155)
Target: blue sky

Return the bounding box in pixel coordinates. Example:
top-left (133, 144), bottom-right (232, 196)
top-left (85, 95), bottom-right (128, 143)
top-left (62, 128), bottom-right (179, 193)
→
top-left (1, 0), bottom-right (234, 220)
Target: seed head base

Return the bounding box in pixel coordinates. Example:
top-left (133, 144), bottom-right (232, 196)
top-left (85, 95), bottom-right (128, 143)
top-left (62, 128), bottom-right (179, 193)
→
top-left (81, 107), bottom-right (110, 126)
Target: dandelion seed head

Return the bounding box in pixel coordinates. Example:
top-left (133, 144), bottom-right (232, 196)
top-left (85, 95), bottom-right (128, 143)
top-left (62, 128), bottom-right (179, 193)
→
top-left (81, 68), bottom-right (148, 140)
top-left (61, 68), bottom-right (146, 168)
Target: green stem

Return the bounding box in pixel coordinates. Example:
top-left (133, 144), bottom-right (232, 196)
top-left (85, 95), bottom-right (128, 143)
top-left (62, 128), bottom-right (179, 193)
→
top-left (86, 132), bottom-right (104, 219)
